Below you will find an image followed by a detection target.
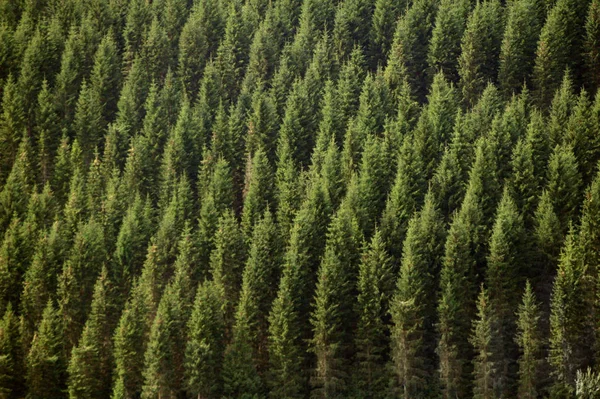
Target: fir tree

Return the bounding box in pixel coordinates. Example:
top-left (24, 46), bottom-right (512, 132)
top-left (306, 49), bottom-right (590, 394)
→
top-left (185, 281), bottom-right (225, 399)
top-left (26, 300), bottom-right (65, 399)
top-left (427, 0), bottom-right (470, 84)
top-left (549, 228), bottom-right (594, 398)
top-left (390, 193), bottom-right (446, 397)
top-left (352, 230), bottom-right (392, 398)
top-left (67, 267), bottom-right (115, 399)
top-left (585, 0), bottom-right (600, 92)
top-left (499, 0), bottom-right (543, 97)
top-left (309, 202), bottom-right (363, 398)
top-left (458, 0), bottom-right (505, 108)
top-left (470, 285), bottom-right (497, 399)
top-left (515, 281), bottom-right (542, 399)
top-left (0, 304), bottom-right (24, 399)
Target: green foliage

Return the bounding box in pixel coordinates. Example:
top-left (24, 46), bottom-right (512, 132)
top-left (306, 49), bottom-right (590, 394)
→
top-left (515, 281), bottom-right (542, 399)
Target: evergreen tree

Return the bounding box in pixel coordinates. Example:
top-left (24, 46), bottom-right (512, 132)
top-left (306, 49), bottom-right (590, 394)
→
top-left (458, 0), bottom-right (505, 108)
top-left (484, 189), bottom-right (526, 397)
top-left (185, 280), bottom-right (225, 399)
top-left (67, 267), bottom-right (115, 399)
top-left (0, 304), bottom-right (24, 399)
top-left (210, 210), bottom-right (247, 328)
top-left (515, 281), bottom-right (542, 399)
top-left (26, 300), bottom-right (65, 399)
top-left (585, 0), bottom-right (600, 92)
top-left (533, 0), bottom-right (591, 108)
top-left (549, 228), bottom-right (594, 398)
top-left (499, 0), bottom-right (543, 97)
top-left (309, 202), bottom-right (363, 398)
top-left (268, 182), bottom-right (331, 399)
top-left (384, 0), bottom-right (437, 102)
top-left (428, 0), bottom-right (470, 84)
top-left (470, 285), bottom-right (497, 399)
top-left (565, 89), bottom-right (599, 185)
top-left (0, 75), bottom-right (25, 183)
top-left (546, 144), bottom-right (582, 234)
top-left (390, 193), bottom-right (446, 397)
top-left (352, 230), bottom-right (392, 398)
top-left (241, 147), bottom-right (274, 239)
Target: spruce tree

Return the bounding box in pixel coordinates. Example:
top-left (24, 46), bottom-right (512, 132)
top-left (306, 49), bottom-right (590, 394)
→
top-left (390, 193), bottom-right (446, 397)
top-left (67, 267), bottom-right (115, 399)
top-left (470, 285), bottom-right (497, 399)
top-left (565, 89), bottom-right (598, 185)
top-left (549, 228), bottom-right (594, 397)
top-left (484, 188), bottom-right (526, 397)
top-left (585, 0), bottom-right (600, 92)
top-left (0, 304), bottom-right (24, 399)
top-left (26, 300), bottom-right (65, 399)
top-left (352, 230), bottom-right (392, 398)
top-left (185, 280), bottom-right (225, 399)
top-left (241, 147), bottom-right (274, 239)
top-left (546, 144), bottom-right (582, 235)
top-left (427, 0), bottom-right (470, 84)
top-left (309, 202), bottom-right (363, 398)
top-left (515, 281), bottom-right (542, 399)
top-left (458, 0), bottom-right (505, 108)
top-left (499, 0), bottom-right (543, 97)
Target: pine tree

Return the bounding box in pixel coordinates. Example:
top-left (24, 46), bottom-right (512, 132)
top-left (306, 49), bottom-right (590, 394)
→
top-left (331, 0), bottom-right (372, 62)
top-left (26, 300), bottom-right (65, 399)
top-left (185, 280), bottom-right (225, 399)
top-left (515, 281), bottom-right (542, 399)
top-left (458, 0), bottom-right (505, 108)
top-left (352, 230), bottom-right (392, 398)
top-left (310, 202), bottom-right (363, 398)
top-left (67, 267), bottom-right (115, 399)
top-left (547, 71), bottom-right (575, 146)
top-left (0, 75), bottom-right (25, 183)
top-left (549, 228), bottom-right (594, 398)
top-left (89, 31), bottom-right (121, 125)
top-left (36, 80), bottom-right (61, 185)
top-left (370, 0), bottom-right (408, 68)
top-left (470, 285), bottom-right (497, 399)
top-left (390, 193), bottom-right (446, 397)
top-left (0, 134), bottom-right (32, 230)
top-left (427, 0), bottom-right (470, 84)
top-left (499, 0), bottom-right (543, 97)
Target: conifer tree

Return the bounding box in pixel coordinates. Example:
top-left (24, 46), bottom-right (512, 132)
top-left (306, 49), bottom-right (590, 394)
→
top-left (352, 230), bottom-right (392, 398)
top-left (484, 189), bottom-right (525, 397)
top-left (241, 148), bottom-right (274, 239)
top-left (565, 89), bottom-right (598, 185)
top-left (533, 0), bottom-right (591, 108)
top-left (549, 228), bottom-right (594, 398)
top-left (437, 178), bottom-right (486, 399)
top-left (379, 137), bottom-right (426, 264)
top-left (111, 247), bottom-right (160, 399)
top-left (210, 210), bottom-right (247, 327)
top-left (384, 0), bottom-right (437, 102)
top-left (515, 281), bottom-right (542, 399)
top-left (499, 0), bottom-right (543, 97)
top-left (547, 71), bottom-right (575, 146)
top-left (268, 181), bottom-right (331, 399)
top-left (0, 304), bottom-right (24, 399)
top-left (458, 0), bottom-right (504, 108)
top-left (546, 144), bottom-right (582, 234)
top-left (58, 218), bottom-right (106, 352)
top-left (390, 193), bottom-right (446, 397)
top-left (470, 285), bottom-right (497, 399)
top-left (89, 31), bottom-right (121, 125)
top-left (0, 75), bottom-right (24, 182)
top-left (67, 267), bottom-right (115, 399)
top-left (585, 0), bottom-right (600, 92)
top-left (26, 300), bottom-right (65, 399)
top-left (310, 202), bottom-right (363, 398)
top-left (36, 80), bottom-right (61, 185)
top-left (427, 0), bottom-right (470, 84)
top-left (0, 134), bottom-right (32, 230)
top-left (370, 0), bottom-right (408, 68)
top-left (185, 280), bottom-right (225, 399)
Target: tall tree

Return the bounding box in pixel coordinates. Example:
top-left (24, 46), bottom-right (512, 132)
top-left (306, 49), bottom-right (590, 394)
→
top-left (515, 281), bottom-right (542, 399)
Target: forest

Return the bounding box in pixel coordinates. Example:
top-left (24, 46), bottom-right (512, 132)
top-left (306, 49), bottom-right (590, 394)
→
top-left (0, 0), bottom-right (600, 397)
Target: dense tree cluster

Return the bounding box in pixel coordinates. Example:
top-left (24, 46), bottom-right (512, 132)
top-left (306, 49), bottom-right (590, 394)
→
top-left (0, 0), bottom-right (600, 397)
